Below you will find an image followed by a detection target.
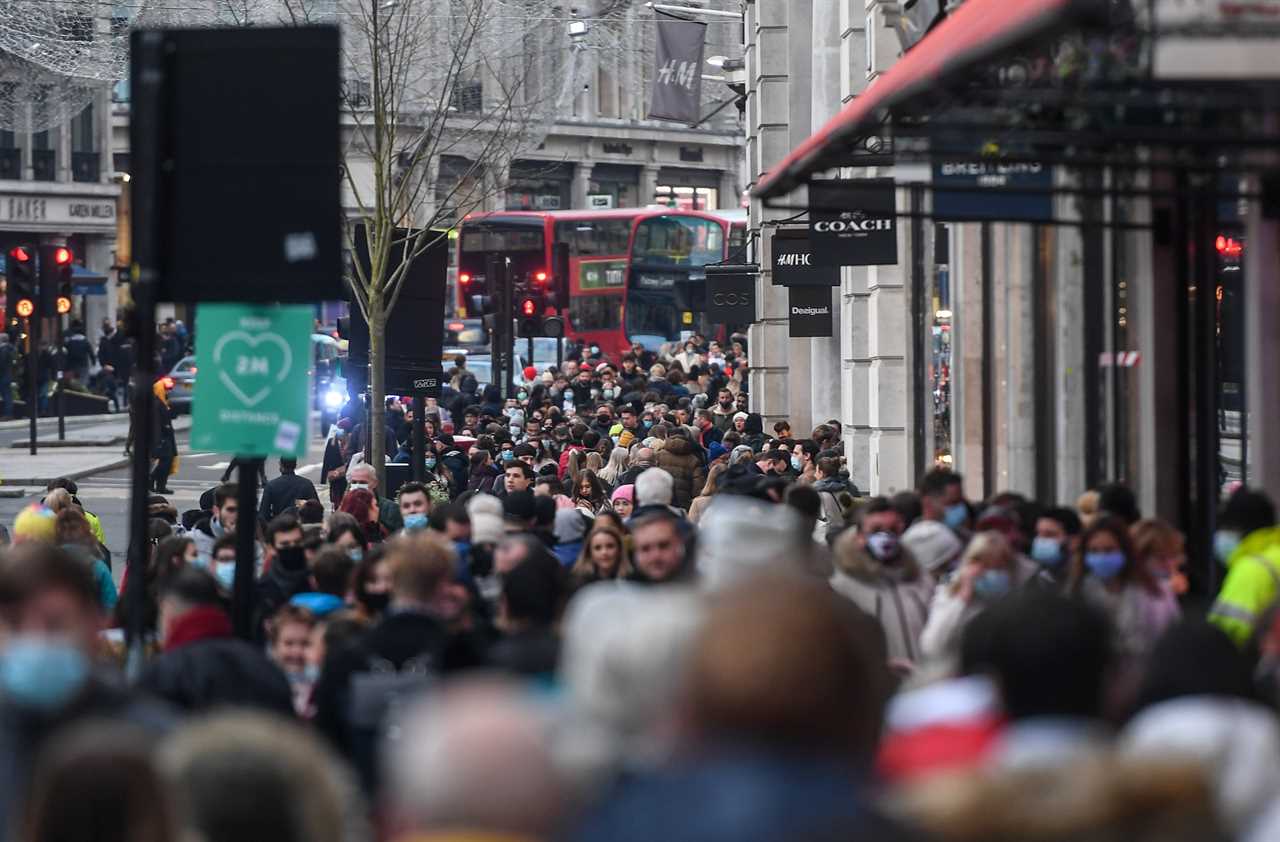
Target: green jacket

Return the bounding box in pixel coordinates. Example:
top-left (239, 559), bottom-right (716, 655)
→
top-left (1208, 526), bottom-right (1280, 647)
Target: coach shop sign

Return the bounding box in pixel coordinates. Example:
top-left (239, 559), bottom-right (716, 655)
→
top-left (705, 264), bottom-right (757, 325)
top-left (771, 229), bottom-right (839, 287)
top-left (789, 286), bottom-right (834, 338)
top-left (808, 177), bottom-right (899, 267)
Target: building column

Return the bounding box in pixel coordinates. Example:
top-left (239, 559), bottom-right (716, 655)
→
top-left (1053, 182), bottom-right (1088, 504)
top-left (572, 161), bottom-right (594, 210)
top-left (1245, 179), bottom-right (1280, 502)
top-left (745, 0), bottom-right (792, 423)
top-left (807, 0), bottom-right (842, 432)
top-left (639, 163), bottom-right (659, 207)
top-left (950, 222), bottom-right (987, 502)
top-left (783, 0), bottom-right (813, 436)
top-left (718, 169), bottom-right (739, 210)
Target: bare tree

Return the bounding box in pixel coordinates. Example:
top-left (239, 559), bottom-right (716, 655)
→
top-left (303, 0), bottom-right (583, 479)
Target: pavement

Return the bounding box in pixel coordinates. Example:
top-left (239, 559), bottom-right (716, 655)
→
top-left (0, 417), bottom-right (192, 486)
top-left (0, 421), bottom-right (331, 578)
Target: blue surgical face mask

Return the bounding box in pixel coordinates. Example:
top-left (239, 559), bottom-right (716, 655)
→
top-left (501, 450), bottom-right (515, 462)
top-left (303, 663), bottom-right (321, 683)
top-left (1214, 530), bottom-right (1242, 564)
top-left (564, 389), bottom-right (575, 400)
top-left (214, 561), bottom-right (237, 590)
top-left (425, 457), bottom-right (437, 469)
top-left (1031, 536), bottom-right (1064, 567)
top-left (866, 531), bottom-right (900, 562)
top-left (0, 635), bottom-right (88, 712)
top-left (517, 391), bottom-right (528, 401)
top-left (403, 512), bottom-right (429, 531)
top-left (973, 569), bottom-right (1012, 600)
top-left (790, 455), bottom-right (803, 472)
top-left (1085, 550), bottom-right (1127, 581)
top-left (943, 503), bottom-right (968, 530)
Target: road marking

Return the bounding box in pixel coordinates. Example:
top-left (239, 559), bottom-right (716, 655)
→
top-left (201, 462), bottom-right (231, 471)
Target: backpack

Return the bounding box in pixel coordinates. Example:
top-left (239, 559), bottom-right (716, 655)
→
top-left (813, 490), bottom-right (846, 543)
top-left (345, 651), bottom-right (436, 791)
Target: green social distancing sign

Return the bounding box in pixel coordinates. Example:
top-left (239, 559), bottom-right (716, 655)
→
top-left (192, 303), bottom-right (312, 458)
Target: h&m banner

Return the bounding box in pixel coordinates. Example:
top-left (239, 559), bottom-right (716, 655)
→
top-left (648, 11), bottom-right (707, 125)
top-left (808, 178), bottom-right (899, 267)
top-left (771, 229), bottom-right (839, 287)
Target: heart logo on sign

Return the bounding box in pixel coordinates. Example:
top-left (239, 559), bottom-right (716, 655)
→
top-left (212, 330), bottom-right (293, 408)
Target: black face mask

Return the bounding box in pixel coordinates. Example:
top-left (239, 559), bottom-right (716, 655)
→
top-left (361, 591), bottom-right (390, 616)
top-left (719, 399), bottom-right (733, 408)
top-left (276, 545), bottom-right (306, 572)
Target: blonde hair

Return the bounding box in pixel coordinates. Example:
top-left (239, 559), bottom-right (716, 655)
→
top-left (571, 525), bottom-right (633, 583)
top-left (952, 531), bottom-right (1016, 593)
top-left (44, 487), bottom-right (73, 513)
top-left (1077, 490), bottom-right (1101, 528)
top-left (384, 531), bottom-right (457, 604)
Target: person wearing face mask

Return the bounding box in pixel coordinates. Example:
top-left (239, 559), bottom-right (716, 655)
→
top-left (0, 545), bottom-right (176, 832)
top-left (141, 566), bottom-right (294, 715)
top-left (327, 515), bottom-right (369, 563)
top-left (267, 604), bottom-right (320, 716)
top-left (1027, 506), bottom-right (1083, 592)
top-left (250, 514), bottom-right (311, 643)
top-left (1069, 516), bottom-right (1179, 660)
top-left (920, 532), bottom-right (1020, 661)
top-left (829, 498), bottom-right (935, 665)
top-left (1209, 487), bottom-right (1280, 648)
top-left (918, 468), bottom-right (970, 534)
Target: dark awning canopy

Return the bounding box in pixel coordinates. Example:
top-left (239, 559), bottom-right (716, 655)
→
top-left (753, 0), bottom-right (1280, 203)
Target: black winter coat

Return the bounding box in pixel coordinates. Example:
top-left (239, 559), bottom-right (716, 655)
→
top-left (139, 639), bottom-right (294, 716)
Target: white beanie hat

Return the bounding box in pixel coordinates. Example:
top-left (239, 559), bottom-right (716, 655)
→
top-left (901, 519), bottom-right (964, 574)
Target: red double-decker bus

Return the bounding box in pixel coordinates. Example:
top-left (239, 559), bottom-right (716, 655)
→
top-left (456, 207), bottom-right (748, 359)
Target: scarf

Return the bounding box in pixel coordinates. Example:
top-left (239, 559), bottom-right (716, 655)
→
top-left (164, 605), bottom-right (233, 652)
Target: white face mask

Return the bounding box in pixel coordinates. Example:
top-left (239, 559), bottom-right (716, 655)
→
top-left (348, 482), bottom-right (369, 492)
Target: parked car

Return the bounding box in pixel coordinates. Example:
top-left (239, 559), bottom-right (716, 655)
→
top-left (444, 318), bottom-right (490, 355)
top-left (164, 355), bottom-right (196, 414)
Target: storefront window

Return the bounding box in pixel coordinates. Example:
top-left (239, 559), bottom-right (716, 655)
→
top-left (652, 184), bottom-right (717, 211)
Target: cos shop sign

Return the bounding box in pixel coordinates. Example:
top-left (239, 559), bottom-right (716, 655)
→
top-left (704, 264), bottom-right (758, 324)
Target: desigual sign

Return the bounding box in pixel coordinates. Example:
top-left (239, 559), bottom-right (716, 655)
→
top-left (808, 178), bottom-right (899, 267)
top-left (789, 286), bottom-right (834, 337)
top-left (0, 195), bottom-right (116, 228)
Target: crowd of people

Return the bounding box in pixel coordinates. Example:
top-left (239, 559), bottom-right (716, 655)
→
top-left (1, 334), bottom-right (1279, 842)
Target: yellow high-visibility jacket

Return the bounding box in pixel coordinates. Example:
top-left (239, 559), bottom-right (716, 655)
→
top-left (1208, 526), bottom-right (1280, 647)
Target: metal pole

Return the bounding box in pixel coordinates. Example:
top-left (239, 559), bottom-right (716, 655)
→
top-left (232, 458), bottom-right (261, 640)
top-left (412, 393), bottom-right (426, 482)
top-left (124, 29), bottom-right (163, 666)
top-left (909, 184), bottom-right (926, 480)
top-left (56, 317), bottom-right (65, 441)
top-left (25, 316), bottom-right (36, 456)
top-left (980, 222), bottom-right (994, 501)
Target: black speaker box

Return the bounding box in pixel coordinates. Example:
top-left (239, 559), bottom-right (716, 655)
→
top-left (348, 226), bottom-right (448, 395)
top-left (131, 26), bottom-right (342, 303)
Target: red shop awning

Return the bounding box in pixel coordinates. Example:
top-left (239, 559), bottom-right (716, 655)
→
top-left (752, 0), bottom-right (1104, 200)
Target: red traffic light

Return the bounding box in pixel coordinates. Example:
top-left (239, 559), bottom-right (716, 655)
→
top-left (53, 247), bottom-right (72, 266)
top-left (533, 271), bottom-right (548, 284)
top-left (520, 297), bottom-right (538, 317)
top-left (459, 272), bottom-right (472, 286)
top-left (8, 246), bottom-right (30, 264)
top-left (1216, 234), bottom-right (1243, 258)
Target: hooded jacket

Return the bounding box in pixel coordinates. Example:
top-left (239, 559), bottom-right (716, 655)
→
top-left (1210, 526), bottom-right (1280, 647)
top-left (829, 541), bottom-right (934, 664)
top-left (655, 436), bottom-right (705, 512)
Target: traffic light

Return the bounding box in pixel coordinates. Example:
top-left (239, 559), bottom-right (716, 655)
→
top-left (38, 244), bottom-right (73, 315)
top-left (517, 293), bottom-right (542, 338)
top-left (6, 245), bottom-right (35, 319)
